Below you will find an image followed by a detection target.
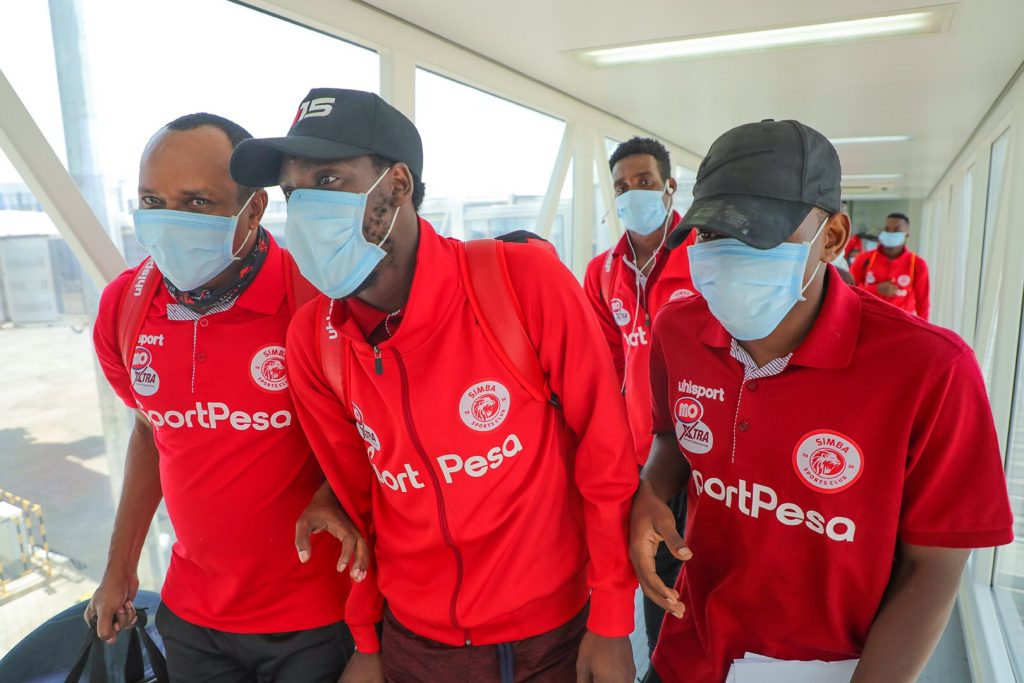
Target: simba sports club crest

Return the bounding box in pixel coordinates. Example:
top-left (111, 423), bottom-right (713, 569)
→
top-left (357, 380), bottom-right (525, 494)
top-left (674, 378), bottom-right (860, 543)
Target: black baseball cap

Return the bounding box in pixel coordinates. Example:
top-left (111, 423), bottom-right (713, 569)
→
top-left (668, 119), bottom-right (841, 250)
top-left (231, 88), bottom-right (423, 188)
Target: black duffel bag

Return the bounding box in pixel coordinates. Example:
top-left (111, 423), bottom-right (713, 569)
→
top-left (0, 590), bottom-right (168, 683)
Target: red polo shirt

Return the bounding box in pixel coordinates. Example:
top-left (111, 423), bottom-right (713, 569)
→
top-left (286, 219), bottom-right (638, 653)
top-left (648, 266), bottom-right (1013, 683)
top-left (93, 235), bottom-right (349, 633)
top-left (584, 212), bottom-right (699, 464)
top-left (850, 246), bottom-right (930, 319)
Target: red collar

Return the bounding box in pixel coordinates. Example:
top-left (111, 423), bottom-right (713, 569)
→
top-left (699, 266), bottom-right (861, 370)
top-left (335, 218), bottom-right (461, 351)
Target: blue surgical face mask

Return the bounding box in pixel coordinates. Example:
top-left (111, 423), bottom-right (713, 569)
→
top-left (861, 238), bottom-right (878, 252)
top-left (615, 188), bottom-right (671, 235)
top-left (284, 168), bottom-right (399, 299)
top-left (134, 192), bottom-right (256, 291)
top-left (687, 217), bottom-right (828, 341)
top-left (878, 231), bottom-right (906, 248)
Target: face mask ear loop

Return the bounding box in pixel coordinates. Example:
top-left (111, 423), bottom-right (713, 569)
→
top-left (366, 167), bottom-right (392, 195)
top-left (229, 192), bottom-right (259, 259)
top-left (798, 215), bottom-right (830, 300)
top-left (377, 205), bottom-right (401, 250)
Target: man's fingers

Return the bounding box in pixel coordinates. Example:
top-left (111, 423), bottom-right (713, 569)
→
top-left (350, 537), bottom-right (369, 583)
top-left (95, 603), bottom-right (118, 643)
top-left (637, 568), bottom-right (684, 618)
top-left (295, 517), bottom-right (313, 563)
top-left (123, 600), bottom-right (138, 629)
top-left (336, 532), bottom-right (355, 573)
top-left (655, 521), bottom-right (693, 562)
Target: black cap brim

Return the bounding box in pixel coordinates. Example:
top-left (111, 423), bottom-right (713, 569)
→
top-left (668, 195), bottom-right (817, 250)
top-left (230, 135), bottom-right (381, 188)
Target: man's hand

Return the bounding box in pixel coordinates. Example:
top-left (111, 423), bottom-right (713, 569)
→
top-left (84, 571), bottom-right (139, 644)
top-left (877, 281), bottom-right (899, 296)
top-left (296, 481), bottom-right (369, 582)
top-left (629, 481), bottom-right (691, 619)
top-left (576, 631), bottom-right (635, 683)
top-left (339, 651), bottom-right (384, 683)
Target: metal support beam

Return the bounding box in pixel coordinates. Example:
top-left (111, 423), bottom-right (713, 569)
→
top-left (0, 68), bottom-right (126, 286)
top-left (379, 48), bottom-right (417, 122)
top-left (570, 123), bottom-right (596, 278)
top-left (536, 123), bottom-right (574, 240)
top-left (593, 133), bottom-right (621, 245)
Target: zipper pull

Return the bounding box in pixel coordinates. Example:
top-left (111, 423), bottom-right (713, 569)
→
top-left (373, 346), bottom-right (383, 375)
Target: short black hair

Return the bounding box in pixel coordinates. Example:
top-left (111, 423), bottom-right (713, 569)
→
top-left (887, 212), bottom-right (910, 225)
top-left (163, 113), bottom-right (256, 201)
top-left (164, 112), bottom-right (253, 149)
top-left (609, 136), bottom-right (672, 182)
top-left (371, 155), bottom-right (426, 211)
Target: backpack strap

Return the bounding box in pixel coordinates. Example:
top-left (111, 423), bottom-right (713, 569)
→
top-left (317, 297), bottom-right (352, 412)
top-left (459, 240), bottom-right (554, 405)
top-left (282, 249), bottom-right (319, 314)
top-left (599, 249), bottom-right (615, 309)
top-left (115, 258), bottom-right (162, 372)
top-left (909, 253), bottom-right (916, 283)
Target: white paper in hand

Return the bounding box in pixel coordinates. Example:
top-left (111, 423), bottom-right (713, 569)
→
top-left (727, 653), bottom-right (857, 683)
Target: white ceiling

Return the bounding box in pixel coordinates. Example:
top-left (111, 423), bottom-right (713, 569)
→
top-left (365, 0), bottom-right (1024, 198)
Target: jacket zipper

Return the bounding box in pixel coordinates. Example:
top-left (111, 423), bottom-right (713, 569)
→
top-left (392, 349), bottom-right (470, 645)
top-left (373, 346), bottom-right (383, 375)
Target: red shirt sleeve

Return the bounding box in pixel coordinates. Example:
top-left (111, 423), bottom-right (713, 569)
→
top-left (92, 270), bottom-right (140, 408)
top-left (915, 256), bottom-right (930, 321)
top-left (583, 252), bottom-right (625, 384)
top-left (649, 312), bottom-right (674, 435)
top-left (505, 245), bottom-right (639, 638)
top-left (286, 302), bottom-right (383, 652)
top-left (899, 345), bottom-right (1014, 547)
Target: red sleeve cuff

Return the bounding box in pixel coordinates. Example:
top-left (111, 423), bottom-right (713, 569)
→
top-left (586, 588), bottom-right (636, 638)
top-left (348, 622), bottom-right (381, 653)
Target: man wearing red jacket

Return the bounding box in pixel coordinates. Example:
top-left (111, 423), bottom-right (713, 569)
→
top-left (630, 119), bottom-right (1012, 682)
top-left (231, 89), bottom-right (638, 682)
top-left (89, 114), bottom-right (359, 681)
top-left (850, 212), bottom-right (930, 319)
top-left (583, 137), bottom-right (695, 658)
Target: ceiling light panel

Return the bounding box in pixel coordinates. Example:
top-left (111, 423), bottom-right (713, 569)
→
top-left (573, 6), bottom-right (952, 66)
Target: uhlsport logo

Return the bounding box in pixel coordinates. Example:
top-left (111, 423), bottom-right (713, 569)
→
top-left (793, 430), bottom-right (864, 493)
top-left (674, 396), bottom-right (713, 455)
top-left (250, 345), bottom-right (288, 392)
top-left (610, 298), bottom-right (630, 326)
top-left (351, 402), bottom-right (382, 461)
top-left (897, 274), bottom-right (912, 288)
top-left (669, 288), bottom-right (695, 302)
top-left (459, 381), bottom-right (511, 431)
top-left (131, 346), bottom-right (160, 397)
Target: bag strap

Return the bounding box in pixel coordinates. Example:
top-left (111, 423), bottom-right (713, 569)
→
top-left (282, 249), bottom-right (319, 314)
top-left (318, 297), bottom-right (351, 412)
top-left (867, 250), bottom-right (878, 274)
top-left (599, 249), bottom-right (616, 309)
top-left (910, 253), bottom-right (916, 282)
top-left (135, 608), bottom-right (170, 683)
top-left (64, 628), bottom-right (108, 683)
top-left (459, 240), bottom-right (554, 405)
top-left (115, 258), bottom-right (162, 372)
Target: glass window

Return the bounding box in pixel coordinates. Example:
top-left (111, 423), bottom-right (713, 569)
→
top-left (415, 69), bottom-right (568, 256)
top-left (953, 167), bottom-right (973, 333)
top-left (975, 129), bottom-right (1010, 337)
top-left (1, 0), bottom-right (379, 256)
top-left (994, 304), bottom-right (1024, 679)
top-left (0, 0), bottom-right (380, 655)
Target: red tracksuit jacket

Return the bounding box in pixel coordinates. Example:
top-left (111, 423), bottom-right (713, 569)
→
top-left (583, 213), bottom-right (698, 465)
top-left (286, 219), bottom-right (638, 653)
